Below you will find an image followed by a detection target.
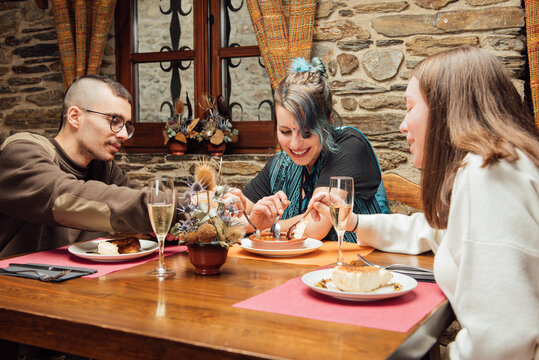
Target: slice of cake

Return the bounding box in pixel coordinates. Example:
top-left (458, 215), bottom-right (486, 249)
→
top-left (97, 237), bottom-right (141, 255)
top-left (332, 265), bottom-right (393, 292)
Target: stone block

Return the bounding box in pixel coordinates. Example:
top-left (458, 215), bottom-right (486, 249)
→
top-left (12, 65), bottom-right (49, 74)
top-left (5, 35), bottom-right (32, 46)
top-left (391, 82), bottom-right (408, 91)
top-left (485, 36), bottom-right (525, 51)
top-left (222, 161), bottom-right (263, 176)
top-left (437, 8), bottom-right (524, 32)
top-left (316, 0), bottom-right (338, 18)
top-left (358, 95), bottom-right (406, 110)
top-left (13, 43), bottom-right (59, 58)
top-left (25, 90), bottom-right (63, 107)
top-left (0, 47), bottom-right (12, 64)
top-left (43, 73), bottom-right (63, 83)
top-left (353, 1), bottom-right (408, 13)
top-left (8, 77), bottom-right (41, 85)
top-left (315, 20), bottom-right (364, 41)
top-left (373, 14), bottom-right (442, 37)
top-left (21, 87), bottom-right (47, 93)
top-left (336, 39), bottom-right (373, 51)
top-left (0, 96), bottom-right (20, 110)
top-left (126, 154), bottom-right (166, 164)
top-left (342, 113), bottom-right (404, 135)
top-left (406, 35), bottom-right (479, 56)
top-left (338, 10), bottom-right (353, 17)
top-left (337, 53), bottom-right (359, 75)
top-left (377, 151), bottom-right (408, 171)
top-left (362, 49), bottom-right (403, 81)
top-left (331, 79), bottom-right (387, 95)
top-left (415, 0), bottom-right (457, 9)
top-left (0, 10), bottom-right (21, 36)
top-left (376, 39), bottom-right (403, 47)
top-left (341, 97), bottom-right (357, 111)
top-left (467, 0), bottom-right (508, 5)
top-left (4, 108), bottom-right (60, 128)
top-left (31, 31), bottom-right (57, 41)
top-left (24, 57), bottom-right (60, 64)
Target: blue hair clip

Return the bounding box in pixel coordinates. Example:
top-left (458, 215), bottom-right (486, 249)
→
top-left (290, 57), bottom-right (327, 78)
top-left (290, 58), bottom-right (312, 73)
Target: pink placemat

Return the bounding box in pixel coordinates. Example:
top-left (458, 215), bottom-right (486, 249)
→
top-left (233, 276), bottom-right (446, 333)
top-left (0, 241), bottom-right (186, 279)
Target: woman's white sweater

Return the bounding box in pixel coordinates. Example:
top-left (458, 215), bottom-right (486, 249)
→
top-left (356, 152), bottom-right (538, 360)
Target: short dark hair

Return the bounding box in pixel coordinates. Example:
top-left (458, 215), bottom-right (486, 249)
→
top-left (59, 74), bottom-right (132, 130)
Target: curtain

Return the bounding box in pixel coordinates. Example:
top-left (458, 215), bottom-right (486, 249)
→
top-left (525, 0), bottom-right (539, 128)
top-left (246, 0), bottom-right (316, 90)
top-left (52, 0), bottom-right (117, 89)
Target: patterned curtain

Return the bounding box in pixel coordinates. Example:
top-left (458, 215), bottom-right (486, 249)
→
top-left (51, 0), bottom-right (117, 89)
top-left (246, 0), bottom-right (316, 90)
top-left (525, 0), bottom-right (539, 128)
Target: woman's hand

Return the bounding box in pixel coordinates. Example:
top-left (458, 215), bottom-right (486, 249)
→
top-left (250, 191), bottom-right (289, 231)
top-left (307, 192), bottom-right (331, 222)
top-left (223, 187), bottom-right (247, 212)
top-left (307, 192), bottom-right (358, 233)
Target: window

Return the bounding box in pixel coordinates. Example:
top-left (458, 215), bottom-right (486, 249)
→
top-left (115, 0), bottom-right (275, 153)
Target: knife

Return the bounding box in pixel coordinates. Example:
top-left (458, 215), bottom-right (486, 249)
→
top-left (8, 263), bottom-right (96, 274)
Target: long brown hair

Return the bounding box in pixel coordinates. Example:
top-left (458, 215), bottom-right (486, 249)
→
top-left (414, 46), bottom-right (539, 229)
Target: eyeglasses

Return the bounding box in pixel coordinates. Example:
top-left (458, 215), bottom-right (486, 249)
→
top-left (81, 108), bottom-right (135, 139)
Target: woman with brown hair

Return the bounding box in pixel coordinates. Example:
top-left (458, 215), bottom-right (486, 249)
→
top-left (309, 46), bottom-right (539, 359)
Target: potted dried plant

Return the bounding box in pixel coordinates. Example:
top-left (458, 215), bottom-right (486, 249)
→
top-left (163, 92), bottom-right (199, 155)
top-left (170, 159), bottom-right (244, 274)
top-left (193, 94), bottom-right (239, 156)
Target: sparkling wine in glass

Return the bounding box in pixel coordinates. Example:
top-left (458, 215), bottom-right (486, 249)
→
top-left (147, 177), bottom-right (176, 277)
top-left (329, 176), bottom-right (354, 267)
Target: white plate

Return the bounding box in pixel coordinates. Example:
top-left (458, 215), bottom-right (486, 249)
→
top-left (68, 239), bottom-right (158, 262)
top-left (240, 238), bottom-right (323, 257)
top-left (301, 268), bottom-right (417, 301)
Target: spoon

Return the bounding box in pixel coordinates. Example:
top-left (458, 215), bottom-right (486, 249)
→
top-left (243, 211), bottom-right (261, 238)
top-left (270, 213), bottom-right (282, 239)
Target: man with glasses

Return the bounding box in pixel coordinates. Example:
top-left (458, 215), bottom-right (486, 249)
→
top-left (0, 74), bottom-right (158, 257)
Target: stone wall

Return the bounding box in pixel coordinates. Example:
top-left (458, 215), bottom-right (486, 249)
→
top-left (0, 1), bottom-right (116, 143)
top-left (0, 0), bottom-right (528, 204)
top-left (312, 0), bottom-right (526, 182)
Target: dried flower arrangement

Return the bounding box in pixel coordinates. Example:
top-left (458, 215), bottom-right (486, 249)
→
top-left (170, 159), bottom-right (245, 248)
top-left (193, 94), bottom-right (239, 146)
top-left (163, 92), bottom-right (199, 145)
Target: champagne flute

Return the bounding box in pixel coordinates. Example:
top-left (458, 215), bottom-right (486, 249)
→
top-left (329, 176), bottom-right (354, 267)
top-left (147, 177), bottom-right (176, 277)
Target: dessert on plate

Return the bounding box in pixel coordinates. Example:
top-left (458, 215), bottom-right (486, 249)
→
top-left (332, 265), bottom-right (393, 292)
top-left (97, 237), bottom-right (141, 255)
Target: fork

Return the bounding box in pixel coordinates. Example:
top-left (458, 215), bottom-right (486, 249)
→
top-left (356, 253), bottom-right (432, 274)
top-left (11, 269), bottom-right (71, 282)
top-left (286, 194), bottom-right (325, 239)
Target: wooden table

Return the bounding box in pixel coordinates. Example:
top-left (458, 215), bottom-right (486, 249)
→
top-left (0, 249), bottom-right (453, 360)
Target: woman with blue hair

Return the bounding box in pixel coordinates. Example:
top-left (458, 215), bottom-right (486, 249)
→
top-left (240, 57), bottom-right (389, 242)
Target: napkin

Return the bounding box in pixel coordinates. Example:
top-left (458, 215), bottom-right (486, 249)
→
top-left (234, 276), bottom-right (446, 333)
top-left (0, 263), bottom-right (97, 282)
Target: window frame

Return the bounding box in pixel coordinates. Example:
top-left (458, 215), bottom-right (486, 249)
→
top-left (115, 0), bottom-right (275, 153)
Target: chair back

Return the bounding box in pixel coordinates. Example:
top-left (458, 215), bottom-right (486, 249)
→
top-left (382, 173), bottom-right (423, 210)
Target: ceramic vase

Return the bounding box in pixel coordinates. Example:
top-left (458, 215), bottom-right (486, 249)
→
top-left (168, 140), bottom-right (188, 155)
top-left (207, 142), bottom-right (226, 156)
top-left (187, 243), bottom-right (229, 275)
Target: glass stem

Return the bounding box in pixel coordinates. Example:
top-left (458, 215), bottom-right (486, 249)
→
top-left (157, 234), bottom-right (166, 270)
top-left (337, 230), bottom-right (344, 264)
